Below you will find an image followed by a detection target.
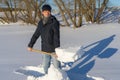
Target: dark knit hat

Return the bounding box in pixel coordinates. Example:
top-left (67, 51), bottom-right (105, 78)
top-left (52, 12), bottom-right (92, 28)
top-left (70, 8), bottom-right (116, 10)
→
top-left (42, 4), bottom-right (52, 12)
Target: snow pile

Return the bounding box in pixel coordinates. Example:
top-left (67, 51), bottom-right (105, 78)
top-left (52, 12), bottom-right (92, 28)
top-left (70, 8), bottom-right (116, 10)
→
top-left (25, 64), bottom-right (104, 80)
top-left (27, 64), bottom-right (70, 80)
top-left (56, 46), bottom-right (84, 62)
top-left (19, 64), bottom-right (105, 80)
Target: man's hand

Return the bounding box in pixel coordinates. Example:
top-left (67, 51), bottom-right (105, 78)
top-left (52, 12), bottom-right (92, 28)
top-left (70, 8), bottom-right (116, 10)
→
top-left (27, 47), bottom-right (33, 52)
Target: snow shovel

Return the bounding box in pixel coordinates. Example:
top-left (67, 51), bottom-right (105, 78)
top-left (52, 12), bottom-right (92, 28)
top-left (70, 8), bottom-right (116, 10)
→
top-left (31, 49), bottom-right (58, 58)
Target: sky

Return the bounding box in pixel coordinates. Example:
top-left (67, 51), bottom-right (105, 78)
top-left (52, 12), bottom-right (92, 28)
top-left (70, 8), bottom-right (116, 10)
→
top-left (45, 0), bottom-right (120, 11)
top-left (0, 0), bottom-right (120, 8)
top-left (108, 0), bottom-right (120, 7)
top-left (47, 0), bottom-right (120, 7)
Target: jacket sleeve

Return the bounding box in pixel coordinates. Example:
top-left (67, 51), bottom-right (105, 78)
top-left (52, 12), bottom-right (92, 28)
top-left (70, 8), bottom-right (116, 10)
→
top-left (28, 22), bottom-right (41, 48)
top-left (53, 20), bottom-right (60, 48)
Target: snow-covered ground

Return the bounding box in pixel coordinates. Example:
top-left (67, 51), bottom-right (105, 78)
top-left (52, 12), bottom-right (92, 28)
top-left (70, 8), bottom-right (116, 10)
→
top-left (0, 23), bottom-right (120, 80)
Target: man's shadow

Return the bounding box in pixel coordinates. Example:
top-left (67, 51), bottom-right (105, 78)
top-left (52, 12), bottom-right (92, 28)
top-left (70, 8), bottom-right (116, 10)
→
top-left (66, 35), bottom-right (118, 80)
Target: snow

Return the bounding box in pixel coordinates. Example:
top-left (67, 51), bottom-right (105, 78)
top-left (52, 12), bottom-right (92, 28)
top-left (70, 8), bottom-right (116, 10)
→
top-left (55, 46), bottom-right (83, 62)
top-left (30, 64), bottom-right (69, 80)
top-left (0, 23), bottom-right (120, 80)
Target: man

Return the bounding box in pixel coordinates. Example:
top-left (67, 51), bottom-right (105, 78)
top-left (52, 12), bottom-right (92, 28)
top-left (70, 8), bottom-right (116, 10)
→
top-left (27, 4), bottom-right (61, 74)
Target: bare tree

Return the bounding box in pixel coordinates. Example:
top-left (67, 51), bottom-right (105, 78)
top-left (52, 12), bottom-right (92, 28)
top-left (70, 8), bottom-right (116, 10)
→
top-left (95, 0), bottom-right (109, 23)
top-left (76, 0), bottom-right (83, 27)
top-left (18, 0), bottom-right (46, 25)
top-left (55, 0), bottom-right (78, 28)
top-left (0, 0), bottom-right (46, 25)
top-left (54, 0), bottom-right (70, 26)
top-left (0, 0), bottom-right (109, 25)
top-left (54, 0), bottom-right (109, 28)
top-left (54, 0), bottom-right (83, 28)
top-left (0, 0), bottom-right (19, 23)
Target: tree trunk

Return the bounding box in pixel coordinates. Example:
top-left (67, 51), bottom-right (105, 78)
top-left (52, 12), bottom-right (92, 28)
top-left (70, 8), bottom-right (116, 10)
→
top-left (54, 0), bottom-right (70, 26)
top-left (59, 0), bottom-right (76, 28)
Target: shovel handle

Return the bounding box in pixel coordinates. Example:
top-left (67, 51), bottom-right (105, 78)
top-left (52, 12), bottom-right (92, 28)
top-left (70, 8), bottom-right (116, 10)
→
top-left (31, 49), bottom-right (58, 58)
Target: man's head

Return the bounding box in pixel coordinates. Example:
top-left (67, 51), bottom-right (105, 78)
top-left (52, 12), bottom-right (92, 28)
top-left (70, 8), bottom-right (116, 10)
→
top-left (42, 4), bottom-right (52, 17)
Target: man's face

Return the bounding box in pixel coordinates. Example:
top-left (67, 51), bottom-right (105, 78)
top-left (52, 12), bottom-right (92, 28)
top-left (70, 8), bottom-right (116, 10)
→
top-left (42, 10), bottom-right (51, 17)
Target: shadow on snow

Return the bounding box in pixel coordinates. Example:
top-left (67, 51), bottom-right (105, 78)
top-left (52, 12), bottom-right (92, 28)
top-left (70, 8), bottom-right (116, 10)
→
top-left (66, 34), bottom-right (118, 80)
top-left (15, 69), bottom-right (45, 77)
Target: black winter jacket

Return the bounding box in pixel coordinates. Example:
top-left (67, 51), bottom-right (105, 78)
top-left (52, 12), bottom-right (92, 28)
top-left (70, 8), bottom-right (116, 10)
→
top-left (28, 15), bottom-right (60, 52)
